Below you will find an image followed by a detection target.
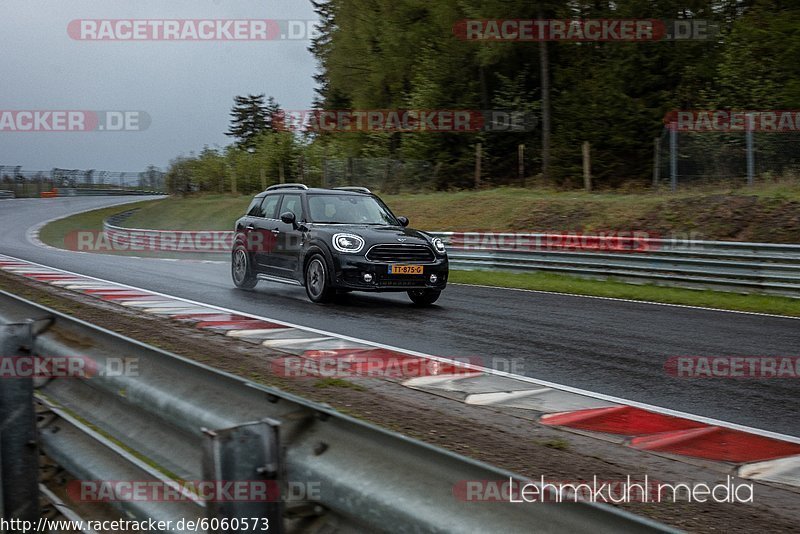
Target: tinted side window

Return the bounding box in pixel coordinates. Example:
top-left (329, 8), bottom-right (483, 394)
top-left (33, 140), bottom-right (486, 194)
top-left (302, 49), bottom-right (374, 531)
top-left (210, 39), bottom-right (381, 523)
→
top-left (260, 195), bottom-right (281, 219)
top-left (246, 197), bottom-right (263, 217)
top-left (279, 194), bottom-right (304, 220)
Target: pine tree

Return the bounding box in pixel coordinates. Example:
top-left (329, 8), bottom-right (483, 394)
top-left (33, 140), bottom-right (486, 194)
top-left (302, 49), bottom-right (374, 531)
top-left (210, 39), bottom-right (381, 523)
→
top-left (226, 94), bottom-right (269, 151)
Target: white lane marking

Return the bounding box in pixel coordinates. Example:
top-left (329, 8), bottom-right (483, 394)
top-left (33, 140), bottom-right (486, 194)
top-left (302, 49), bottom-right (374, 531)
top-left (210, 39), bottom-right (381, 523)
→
top-left (1, 252), bottom-right (799, 443)
top-left (227, 328), bottom-right (296, 337)
top-left (262, 337), bottom-right (332, 348)
top-left (450, 282), bottom-right (800, 320)
top-left (145, 307), bottom-right (216, 315)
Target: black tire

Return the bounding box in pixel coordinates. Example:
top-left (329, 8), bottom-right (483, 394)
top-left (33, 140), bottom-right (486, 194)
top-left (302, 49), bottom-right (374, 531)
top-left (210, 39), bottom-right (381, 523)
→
top-left (305, 254), bottom-right (335, 303)
top-left (408, 289), bottom-right (441, 306)
top-left (231, 245), bottom-right (258, 289)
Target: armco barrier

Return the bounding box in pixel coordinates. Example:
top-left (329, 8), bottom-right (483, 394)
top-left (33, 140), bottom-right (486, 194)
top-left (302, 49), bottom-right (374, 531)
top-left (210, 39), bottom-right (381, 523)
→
top-left (0, 291), bottom-right (672, 533)
top-left (40, 188), bottom-right (163, 197)
top-left (101, 214), bottom-right (800, 297)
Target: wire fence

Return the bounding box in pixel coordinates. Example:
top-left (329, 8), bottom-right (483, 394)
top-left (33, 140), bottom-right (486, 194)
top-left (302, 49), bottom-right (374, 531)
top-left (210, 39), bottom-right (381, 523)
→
top-left (0, 166), bottom-right (166, 198)
top-left (319, 158), bottom-right (435, 193)
top-left (654, 128), bottom-right (800, 189)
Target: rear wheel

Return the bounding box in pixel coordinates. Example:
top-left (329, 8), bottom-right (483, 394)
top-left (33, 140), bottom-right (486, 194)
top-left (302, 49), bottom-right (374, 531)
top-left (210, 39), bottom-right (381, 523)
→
top-left (408, 289), bottom-right (441, 306)
top-left (305, 255), bottom-right (335, 303)
top-left (231, 245), bottom-right (258, 289)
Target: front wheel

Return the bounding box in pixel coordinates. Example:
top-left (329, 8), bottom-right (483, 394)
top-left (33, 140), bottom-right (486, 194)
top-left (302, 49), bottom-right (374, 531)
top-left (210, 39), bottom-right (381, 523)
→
top-left (305, 255), bottom-right (335, 303)
top-left (231, 246), bottom-right (258, 289)
top-left (408, 289), bottom-right (441, 306)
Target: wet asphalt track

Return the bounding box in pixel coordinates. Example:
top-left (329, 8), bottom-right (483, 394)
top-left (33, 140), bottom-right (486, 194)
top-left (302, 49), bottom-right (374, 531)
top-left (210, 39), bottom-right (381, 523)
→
top-left (1, 196), bottom-right (798, 435)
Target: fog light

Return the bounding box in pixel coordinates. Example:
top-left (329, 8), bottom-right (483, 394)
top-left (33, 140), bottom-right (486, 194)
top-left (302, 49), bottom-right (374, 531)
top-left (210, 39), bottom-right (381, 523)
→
top-left (363, 273), bottom-right (373, 283)
top-left (429, 274), bottom-right (438, 283)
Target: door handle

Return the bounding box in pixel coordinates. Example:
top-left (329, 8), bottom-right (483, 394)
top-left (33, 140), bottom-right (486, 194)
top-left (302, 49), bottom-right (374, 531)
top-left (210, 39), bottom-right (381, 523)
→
top-left (271, 228), bottom-right (280, 235)
top-left (246, 225), bottom-right (255, 230)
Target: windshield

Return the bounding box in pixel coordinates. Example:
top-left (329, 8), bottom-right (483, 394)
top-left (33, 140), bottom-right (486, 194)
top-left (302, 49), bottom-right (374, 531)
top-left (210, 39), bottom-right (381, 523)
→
top-left (307, 194), bottom-right (399, 225)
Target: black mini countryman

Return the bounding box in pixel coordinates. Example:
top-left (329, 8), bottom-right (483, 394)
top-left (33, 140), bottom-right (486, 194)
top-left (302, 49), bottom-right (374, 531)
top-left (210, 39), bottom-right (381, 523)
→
top-left (231, 184), bottom-right (448, 305)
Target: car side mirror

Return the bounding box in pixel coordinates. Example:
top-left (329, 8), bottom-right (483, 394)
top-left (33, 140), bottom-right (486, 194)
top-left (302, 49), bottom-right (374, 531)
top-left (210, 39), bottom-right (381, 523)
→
top-left (397, 216), bottom-right (409, 227)
top-left (280, 211), bottom-right (296, 225)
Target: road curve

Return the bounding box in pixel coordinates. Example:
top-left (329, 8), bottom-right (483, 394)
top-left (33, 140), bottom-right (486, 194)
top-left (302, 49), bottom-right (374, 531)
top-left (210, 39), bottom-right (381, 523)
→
top-left (1, 196), bottom-right (798, 435)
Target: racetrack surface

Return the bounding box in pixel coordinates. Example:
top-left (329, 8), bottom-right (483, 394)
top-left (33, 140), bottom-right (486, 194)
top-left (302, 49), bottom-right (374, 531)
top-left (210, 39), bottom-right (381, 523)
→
top-left (1, 196), bottom-right (798, 435)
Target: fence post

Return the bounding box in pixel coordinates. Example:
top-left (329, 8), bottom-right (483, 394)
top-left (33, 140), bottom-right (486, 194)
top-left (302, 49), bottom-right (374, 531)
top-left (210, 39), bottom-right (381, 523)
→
top-left (279, 162), bottom-right (285, 184)
top-left (669, 123), bottom-right (678, 191)
top-left (474, 143), bottom-right (482, 188)
top-left (653, 137), bottom-right (661, 188)
top-left (746, 113), bottom-right (755, 186)
top-left (582, 141), bottom-right (592, 192)
top-left (0, 322), bottom-right (40, 522)
top-left (518, 144), bottom-right (525, 186)
top-left (260, 168), bottom-right (267, 190)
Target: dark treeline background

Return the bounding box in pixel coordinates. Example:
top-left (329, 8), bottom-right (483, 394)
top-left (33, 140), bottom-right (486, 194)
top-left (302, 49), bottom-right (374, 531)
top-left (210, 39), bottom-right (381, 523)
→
top-left (166, 0), bottom-right (800, 194)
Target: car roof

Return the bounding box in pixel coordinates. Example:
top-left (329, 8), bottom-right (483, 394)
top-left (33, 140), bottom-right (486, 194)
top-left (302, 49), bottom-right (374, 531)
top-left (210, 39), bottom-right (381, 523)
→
top-left (255, 187), bottom-right (371, 198)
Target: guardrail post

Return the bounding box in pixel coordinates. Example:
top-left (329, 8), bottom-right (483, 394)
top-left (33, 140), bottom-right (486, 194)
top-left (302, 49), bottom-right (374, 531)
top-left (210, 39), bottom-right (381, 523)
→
top-left (202, 420), bottom-right (283, 533)
top-left (0, 322), bottom-right (40, 523)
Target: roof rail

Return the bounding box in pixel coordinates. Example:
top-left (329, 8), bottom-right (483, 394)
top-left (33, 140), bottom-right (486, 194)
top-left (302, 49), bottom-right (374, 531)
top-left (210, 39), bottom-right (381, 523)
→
top-left (332, 186), bottom-right (372, 194)
top-left (266, 183), bottom-right (309, 191)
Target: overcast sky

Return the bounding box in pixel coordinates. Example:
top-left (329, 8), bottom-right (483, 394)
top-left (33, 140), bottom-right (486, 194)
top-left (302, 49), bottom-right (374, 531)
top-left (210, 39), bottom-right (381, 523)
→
top-left (1, 0), bottom-right (319, 172)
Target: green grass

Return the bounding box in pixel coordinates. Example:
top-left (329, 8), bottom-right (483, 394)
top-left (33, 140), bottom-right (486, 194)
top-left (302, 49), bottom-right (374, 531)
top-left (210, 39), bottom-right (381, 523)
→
top-left (123, 194), bottom-right (249, 230)
top-left (38, 199), bottom-right (159, 249)
top-left (450, 270), bottom-right (800, 317)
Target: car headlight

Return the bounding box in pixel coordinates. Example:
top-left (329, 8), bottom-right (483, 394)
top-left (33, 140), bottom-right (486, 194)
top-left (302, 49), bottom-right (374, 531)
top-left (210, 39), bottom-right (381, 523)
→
top-left (332, 233), bottom-right (365, 253)
top-left (432, 237), bottom-right (446, 254)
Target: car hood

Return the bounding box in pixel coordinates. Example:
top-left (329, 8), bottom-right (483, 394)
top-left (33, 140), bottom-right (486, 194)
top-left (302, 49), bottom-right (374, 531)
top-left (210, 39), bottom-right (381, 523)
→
top-left (309, 224), bottom-right (433, 245)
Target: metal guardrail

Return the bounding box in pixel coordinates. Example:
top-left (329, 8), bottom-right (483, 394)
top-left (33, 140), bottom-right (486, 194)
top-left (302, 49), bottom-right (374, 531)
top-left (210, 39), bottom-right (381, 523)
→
top-left (0, 291), bottom-right (671, 533)
top-left (432, 232), bottom-right (800, 297)
top-left (54, 188), bottom-right (164, 197)
top-left (101, 213), bottom-right (800, 297)
top-left (0, 190), bottom-right (15, 199)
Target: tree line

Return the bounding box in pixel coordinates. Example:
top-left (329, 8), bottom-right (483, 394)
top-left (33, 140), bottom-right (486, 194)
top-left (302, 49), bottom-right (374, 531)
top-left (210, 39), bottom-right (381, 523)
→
top-left (167, 0), bottom-right (800, 194)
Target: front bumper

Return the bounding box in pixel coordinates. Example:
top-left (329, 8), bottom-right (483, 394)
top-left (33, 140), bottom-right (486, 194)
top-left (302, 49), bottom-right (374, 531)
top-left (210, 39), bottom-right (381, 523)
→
top-left (332, 255), bottom-right (449, 292)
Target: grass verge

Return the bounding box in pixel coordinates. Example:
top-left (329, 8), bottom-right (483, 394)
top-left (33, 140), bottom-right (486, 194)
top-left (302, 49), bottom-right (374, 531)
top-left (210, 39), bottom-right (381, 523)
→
top-left (450, 270), bottom-right (800, 316)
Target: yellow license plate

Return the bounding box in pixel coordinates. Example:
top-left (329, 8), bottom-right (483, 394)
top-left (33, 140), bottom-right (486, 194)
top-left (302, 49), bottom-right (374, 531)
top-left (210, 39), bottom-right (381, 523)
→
top-left (389, 265), bottom-right (423, 275)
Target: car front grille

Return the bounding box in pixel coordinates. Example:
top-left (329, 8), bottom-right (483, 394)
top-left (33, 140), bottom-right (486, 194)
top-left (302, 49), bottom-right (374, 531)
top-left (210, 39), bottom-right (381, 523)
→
top-left (366, 244), bottom-right (435, 263)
